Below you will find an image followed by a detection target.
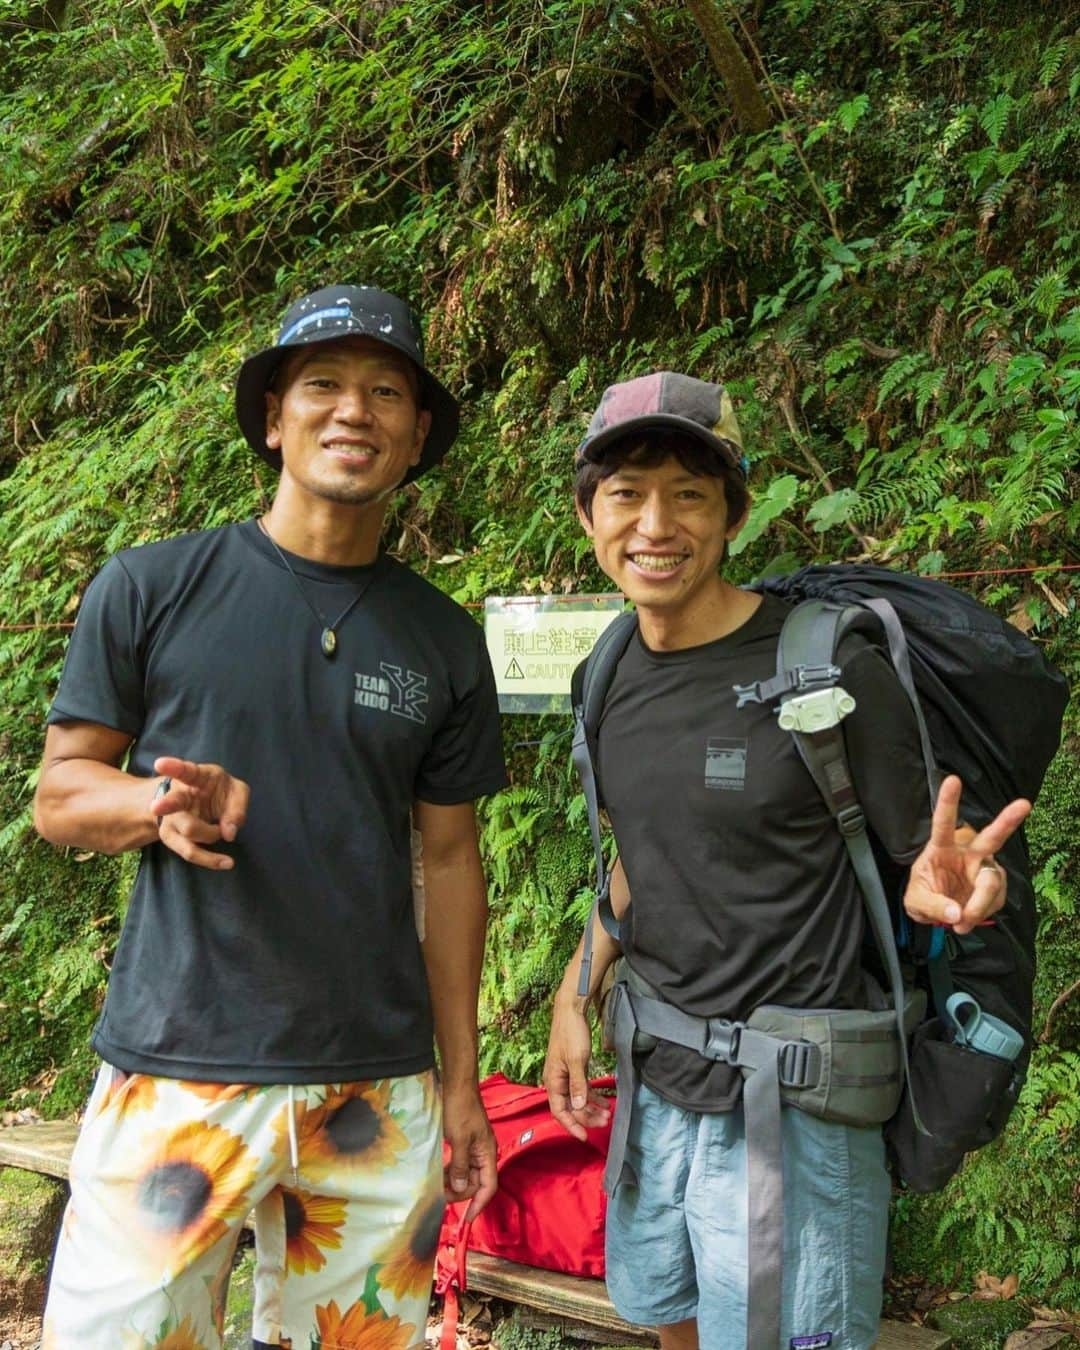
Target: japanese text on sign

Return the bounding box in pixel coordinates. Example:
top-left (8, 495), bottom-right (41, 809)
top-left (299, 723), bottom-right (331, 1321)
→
top-left (484, 595), bottom-right (625, 714)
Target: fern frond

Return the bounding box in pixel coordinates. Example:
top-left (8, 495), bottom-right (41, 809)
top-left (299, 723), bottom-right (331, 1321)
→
top-left (1039, 39), bottom-right (1070, 87)
top-left (978, 93), bottom-right (1013, 147)
top-left (876, 353), bottom-right (927, 409)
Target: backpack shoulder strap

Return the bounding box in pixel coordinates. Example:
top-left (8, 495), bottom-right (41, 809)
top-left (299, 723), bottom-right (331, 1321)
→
top-left (571, 612), bottom-right (636, 997)
top-left (773, 599), bottom-right (930, 1134)
top-left (575, 611), bottom-right (638, 737)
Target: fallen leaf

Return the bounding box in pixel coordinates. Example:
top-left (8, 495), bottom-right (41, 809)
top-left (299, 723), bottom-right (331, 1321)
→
top-left (1036, 580), bottom-right (1070, 618)
top-left (974, 1269), bottom-right (1018, 1299)
top-left (975, 1270), bottom-right (1002, 1295)
top-left (1003, 1330), bottom-right (1069, 1349)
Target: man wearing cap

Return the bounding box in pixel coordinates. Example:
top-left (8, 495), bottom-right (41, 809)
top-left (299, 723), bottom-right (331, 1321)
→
top-left (34, 284), bottom-right (507, 1349)
top-left (542, 373), bottom-right (1023, 1350)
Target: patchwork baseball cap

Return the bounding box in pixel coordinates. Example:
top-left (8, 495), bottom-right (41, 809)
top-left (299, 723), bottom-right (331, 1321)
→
top-left (235, 283), bottom-right (459, 485)
top-left (577, 371), bottom-right (747, 476)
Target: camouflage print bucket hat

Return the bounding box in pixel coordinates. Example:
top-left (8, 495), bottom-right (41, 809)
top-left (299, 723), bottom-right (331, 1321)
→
top-left (235, 283), bottom-right (460, 485)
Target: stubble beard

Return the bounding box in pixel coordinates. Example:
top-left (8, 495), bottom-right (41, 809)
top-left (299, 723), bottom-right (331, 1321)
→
top-left (312, 470), bottom-right (406, 508)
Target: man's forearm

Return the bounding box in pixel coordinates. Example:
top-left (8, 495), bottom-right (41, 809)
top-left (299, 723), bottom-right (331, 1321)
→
top-left (555, 853), bottom-right (627, 1012)
top-left (34, 759), bottom-right (161, 855)
top-left (420, 849), bottom-right (487, 1092)
top-left (555, 911), bottom-right (622, 1013)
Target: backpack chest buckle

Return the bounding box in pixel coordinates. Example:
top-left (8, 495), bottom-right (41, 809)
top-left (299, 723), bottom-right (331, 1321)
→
top-left (703, 1019), bottom-right (743, 1063)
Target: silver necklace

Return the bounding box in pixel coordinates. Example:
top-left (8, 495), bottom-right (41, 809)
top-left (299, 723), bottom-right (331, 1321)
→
top-left (257, 517), bottom-right (378, 659)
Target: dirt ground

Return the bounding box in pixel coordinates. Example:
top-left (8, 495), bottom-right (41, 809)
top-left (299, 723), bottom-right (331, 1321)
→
top-left (0, 1292), bottom-right (43, 1350)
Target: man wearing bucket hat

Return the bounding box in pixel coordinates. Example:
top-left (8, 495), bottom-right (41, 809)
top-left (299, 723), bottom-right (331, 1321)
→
top-left (542, 373), bottom-right (1024, 1349)
top-left (34, 284), bottom-right (507, 1348)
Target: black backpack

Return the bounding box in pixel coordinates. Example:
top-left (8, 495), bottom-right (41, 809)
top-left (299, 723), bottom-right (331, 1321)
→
top-left (572, 563), bottom-right (1068, 1191)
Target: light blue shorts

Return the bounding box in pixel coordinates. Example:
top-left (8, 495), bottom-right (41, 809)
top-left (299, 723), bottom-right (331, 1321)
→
top-left (605, 1080), bottom-right (889, 1350)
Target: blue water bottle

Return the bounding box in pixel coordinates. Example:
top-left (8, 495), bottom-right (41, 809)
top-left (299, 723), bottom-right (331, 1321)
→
top-left (945, 992), bottom-right (1024, 1061)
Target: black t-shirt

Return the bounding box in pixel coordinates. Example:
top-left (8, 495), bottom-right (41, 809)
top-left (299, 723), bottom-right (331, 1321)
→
top-left (47, 520), bottom-right (508, 1082)
top-left (596, 593), bottom-right (931, 1111)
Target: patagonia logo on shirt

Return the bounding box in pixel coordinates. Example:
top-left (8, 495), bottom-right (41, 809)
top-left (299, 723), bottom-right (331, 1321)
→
top-left (705, 736), bottom-right (748, 791)
top-left (791, 1335), bottom-right (833, 1349)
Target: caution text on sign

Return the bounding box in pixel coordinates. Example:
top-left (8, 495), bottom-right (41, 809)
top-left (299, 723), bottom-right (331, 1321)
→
top-left (484, 595), bottom-right (626, 713)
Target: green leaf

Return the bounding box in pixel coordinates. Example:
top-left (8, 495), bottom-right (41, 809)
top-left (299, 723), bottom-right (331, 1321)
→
top-left (978, 92), bottom-right (1013, 147)
top-left (729, 475), bottom-right (799, 556)
top-left (837, 94), bottom-right (869, 134)
top-left (806, 488), bottom-right (861, 532)
top-left (822, 237), bottom-right (860, 266)
top-left (876, 353), bottom-right (927, 408)
top-left (816, 263), bottom-right (844, 294)
top-left (917, 551), bottom-right (946, 575)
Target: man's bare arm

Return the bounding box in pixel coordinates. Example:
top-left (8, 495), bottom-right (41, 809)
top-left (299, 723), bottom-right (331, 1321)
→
top-left (414, 797), bottom-right (496, 1220)
top-left (34, 722), bottom-right (157, 854)
top-left (34, 723), bottom-right (249, 868)
top-left (542, 855), bottom-right (629, 1140)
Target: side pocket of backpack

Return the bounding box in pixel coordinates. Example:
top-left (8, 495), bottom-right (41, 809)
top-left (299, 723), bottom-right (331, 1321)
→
top-left (885, 1018), bottom-right (1019, 1193)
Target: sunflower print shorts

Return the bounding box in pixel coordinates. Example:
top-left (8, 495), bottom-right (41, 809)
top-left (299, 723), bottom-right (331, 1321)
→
top-left (42, 1063), bottom-right (443, 1349)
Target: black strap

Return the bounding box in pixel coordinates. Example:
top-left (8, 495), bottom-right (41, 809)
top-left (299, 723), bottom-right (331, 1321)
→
top-left (777, 601), bottom-right (929, 1135)
top-left (863, 596), bottom-right (940, 807)
top-left (573, 613), bottom-right (636, 997)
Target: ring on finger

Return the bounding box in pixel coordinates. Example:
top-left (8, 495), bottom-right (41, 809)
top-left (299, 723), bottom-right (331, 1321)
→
top-left (152, 776), bottom-right (172, 831)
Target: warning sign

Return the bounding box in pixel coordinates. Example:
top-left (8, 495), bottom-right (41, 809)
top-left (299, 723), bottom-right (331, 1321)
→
top-left (485, 595), bottom-right (625, 714)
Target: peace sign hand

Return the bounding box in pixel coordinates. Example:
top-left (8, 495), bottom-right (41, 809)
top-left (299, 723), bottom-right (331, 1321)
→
top-left (903, 775), bottom-right (1031, 935)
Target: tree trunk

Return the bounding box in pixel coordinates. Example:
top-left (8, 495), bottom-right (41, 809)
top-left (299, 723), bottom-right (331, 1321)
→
top-left (683, 0), bottom-right (771, 133)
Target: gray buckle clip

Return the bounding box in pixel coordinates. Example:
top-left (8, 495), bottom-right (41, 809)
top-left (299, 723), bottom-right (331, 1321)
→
top-left (836, 804), bottom-right (866, 838)
top-left (793, 663), bottom-right (842, 690)
top-left (703, 1019), bottom-right (743, 1064)
top-left (778, 1040), bottom-right (821, 1089)
top-left (733, 681), bottom-right (767, 709)
top-left (733, 663), bottom-right (842, 710)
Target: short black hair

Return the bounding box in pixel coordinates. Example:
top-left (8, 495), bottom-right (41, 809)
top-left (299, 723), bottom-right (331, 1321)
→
top-left (575, 430), bottom-right (749, 523)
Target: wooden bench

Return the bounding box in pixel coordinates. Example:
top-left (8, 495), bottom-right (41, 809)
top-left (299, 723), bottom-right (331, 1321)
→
top-left (0, 1122), bottom-right (950, 1347)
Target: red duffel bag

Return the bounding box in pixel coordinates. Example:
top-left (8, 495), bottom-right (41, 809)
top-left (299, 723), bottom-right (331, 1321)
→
top-left (433, 1072), bottom-right (614, 1347)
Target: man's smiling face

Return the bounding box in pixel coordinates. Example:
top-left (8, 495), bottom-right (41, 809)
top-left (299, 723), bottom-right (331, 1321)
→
top-left (265, 335), bottom-right (431, 507)
top-left (578, 451), bottom-right (746, 622)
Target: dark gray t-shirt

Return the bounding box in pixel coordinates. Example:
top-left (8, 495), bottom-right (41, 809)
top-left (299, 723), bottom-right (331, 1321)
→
top-left (596, 593), bottom-right (931, 1111)
top-left (47, 519), bottom-right (507, 1082)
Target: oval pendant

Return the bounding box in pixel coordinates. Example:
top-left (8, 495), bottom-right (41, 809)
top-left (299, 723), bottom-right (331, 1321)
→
top-left (320, 627), bottom-right (337, 658)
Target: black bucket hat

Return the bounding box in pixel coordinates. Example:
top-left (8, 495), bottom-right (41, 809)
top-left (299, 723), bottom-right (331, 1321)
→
top-left (235, 284), bottom-right (459, 485)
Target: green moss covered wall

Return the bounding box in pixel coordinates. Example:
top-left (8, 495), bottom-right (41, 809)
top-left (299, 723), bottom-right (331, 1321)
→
top-left (0, 0), bottom-right (1077, 1303)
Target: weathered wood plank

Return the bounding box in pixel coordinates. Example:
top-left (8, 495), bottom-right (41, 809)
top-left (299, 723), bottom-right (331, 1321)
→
top-left (0, 1125), bottom-right (952, 1350)
top-left (876, 1322), bottom-right (952, 1349)
top-left (466, 1252), bottom-right (656, 1338)
top-left (467, 1253), bottom-right (951, 1348)
top-left (0, 1122), bottom-right (79, 1181)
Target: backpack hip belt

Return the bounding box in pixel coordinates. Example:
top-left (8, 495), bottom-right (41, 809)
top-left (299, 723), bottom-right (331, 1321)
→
top-left (605, 962), bottom-right (924, 1350)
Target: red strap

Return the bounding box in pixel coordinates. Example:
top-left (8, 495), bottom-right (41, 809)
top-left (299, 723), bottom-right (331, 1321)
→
top-left (436, 1213), bottom-right (472, 1349)
top-left (455, 1214), bottom-right (471, 1288)
top-left (440, 1282), bottom-right (460, 1350)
